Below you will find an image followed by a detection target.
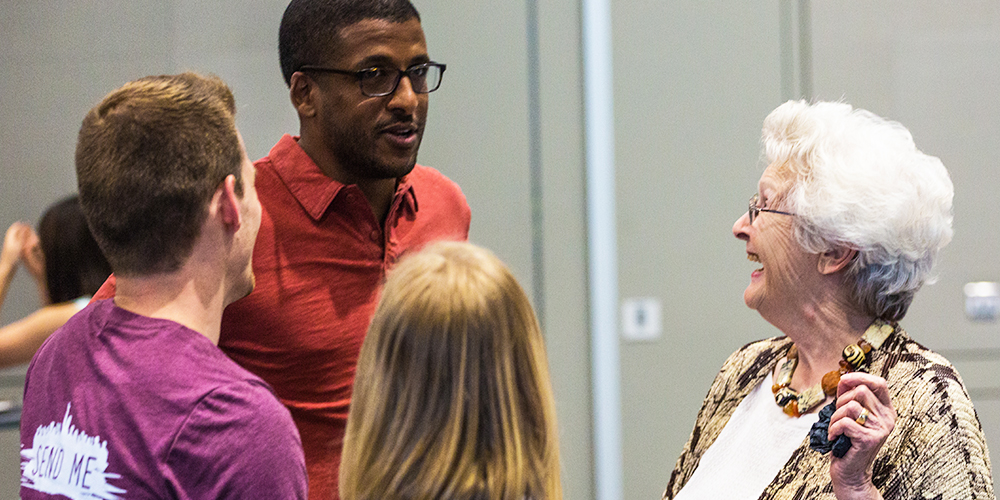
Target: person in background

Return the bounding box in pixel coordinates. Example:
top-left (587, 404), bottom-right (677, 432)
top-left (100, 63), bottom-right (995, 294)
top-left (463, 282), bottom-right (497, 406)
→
top-left (0, 195), bottom-right (110, 367)
top-left (339, 241), bottom-right (562, 500)
top-left (20, 72), bottom-right (306, 499)
top-left (663, 100), bottom-right (993, 499)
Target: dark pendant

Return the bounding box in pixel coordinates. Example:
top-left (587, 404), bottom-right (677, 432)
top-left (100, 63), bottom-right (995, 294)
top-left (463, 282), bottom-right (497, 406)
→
top-left (808, 400), bottom-right (852, 458)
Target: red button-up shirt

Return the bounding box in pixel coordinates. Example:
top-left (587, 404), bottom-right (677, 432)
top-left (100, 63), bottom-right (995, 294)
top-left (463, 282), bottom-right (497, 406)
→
top-left (220, 135), bottom-right (469, 500)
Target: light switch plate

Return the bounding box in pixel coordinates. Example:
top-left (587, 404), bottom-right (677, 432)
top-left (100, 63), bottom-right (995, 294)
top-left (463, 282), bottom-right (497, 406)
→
top-left (621, 297), bottom-right (662, 341)
top-left (964, 282), bottom-right (1000, 322)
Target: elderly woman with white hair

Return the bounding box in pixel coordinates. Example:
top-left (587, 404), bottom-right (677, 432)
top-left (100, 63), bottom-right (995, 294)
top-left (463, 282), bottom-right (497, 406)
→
top-left (663, 100), bottom-right (994, 499)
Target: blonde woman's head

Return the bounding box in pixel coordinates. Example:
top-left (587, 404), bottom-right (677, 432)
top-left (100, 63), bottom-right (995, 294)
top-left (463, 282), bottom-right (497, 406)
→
top-left (340, 241), bottom-right (561, 500)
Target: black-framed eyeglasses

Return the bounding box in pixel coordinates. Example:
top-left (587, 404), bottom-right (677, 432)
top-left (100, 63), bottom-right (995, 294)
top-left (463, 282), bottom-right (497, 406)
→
top-left (296, 62), bottom-right (446, 97)
top-left (748, 194), bottom-right (795, 224)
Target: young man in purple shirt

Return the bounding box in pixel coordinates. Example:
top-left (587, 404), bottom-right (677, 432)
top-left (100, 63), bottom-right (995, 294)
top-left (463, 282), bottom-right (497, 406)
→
top-left (18, 73), bottom-right (307, 499)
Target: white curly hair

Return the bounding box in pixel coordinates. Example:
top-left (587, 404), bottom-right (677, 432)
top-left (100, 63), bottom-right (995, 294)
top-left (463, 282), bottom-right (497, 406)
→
top-left (762, 100), bottom-right (954, 320)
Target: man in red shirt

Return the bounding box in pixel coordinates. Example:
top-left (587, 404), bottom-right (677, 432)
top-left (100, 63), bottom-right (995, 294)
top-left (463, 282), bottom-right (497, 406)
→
top-left (92, 3), bottom-right (469, 497)
top-left (220, 1), bottom-right (469, 499)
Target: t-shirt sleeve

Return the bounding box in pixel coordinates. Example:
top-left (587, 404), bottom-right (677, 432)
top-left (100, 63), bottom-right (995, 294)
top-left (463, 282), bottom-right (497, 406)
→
top-left (165, 381), bottom-right (308, 499)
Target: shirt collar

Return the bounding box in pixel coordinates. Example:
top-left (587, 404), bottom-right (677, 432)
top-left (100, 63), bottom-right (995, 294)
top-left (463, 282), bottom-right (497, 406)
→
top-left (269, 134), bottom-right (418, 221)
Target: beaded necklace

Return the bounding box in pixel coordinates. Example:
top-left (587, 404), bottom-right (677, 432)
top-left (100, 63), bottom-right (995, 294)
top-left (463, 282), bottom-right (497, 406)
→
top-left (772, 319), bottom-right (894, 417)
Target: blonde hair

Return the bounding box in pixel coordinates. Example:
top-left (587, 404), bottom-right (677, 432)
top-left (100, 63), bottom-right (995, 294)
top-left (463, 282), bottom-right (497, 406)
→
top-left (340, 241), bottom-right (562, 500)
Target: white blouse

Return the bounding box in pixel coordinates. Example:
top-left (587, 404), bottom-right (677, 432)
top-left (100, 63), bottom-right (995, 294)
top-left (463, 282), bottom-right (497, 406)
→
top-left (673, 372), bottom-right (819, 500)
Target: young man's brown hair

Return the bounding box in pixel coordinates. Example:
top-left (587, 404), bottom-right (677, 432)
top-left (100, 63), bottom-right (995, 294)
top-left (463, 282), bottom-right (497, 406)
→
top-left (75, 72), bottom-right (243, 275)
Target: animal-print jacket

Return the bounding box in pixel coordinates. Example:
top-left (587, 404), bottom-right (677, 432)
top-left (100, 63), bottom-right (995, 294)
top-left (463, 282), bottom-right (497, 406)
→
top-left (663, 326), bottom-right (995, 499)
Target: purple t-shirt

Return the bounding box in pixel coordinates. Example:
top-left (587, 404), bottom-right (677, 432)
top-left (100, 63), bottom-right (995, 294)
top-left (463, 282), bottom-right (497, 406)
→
top-left (19, 299), bottom-right (308, 499)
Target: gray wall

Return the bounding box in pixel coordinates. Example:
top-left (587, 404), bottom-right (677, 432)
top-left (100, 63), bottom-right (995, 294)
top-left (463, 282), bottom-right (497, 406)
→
top-left (1, 1), bottom-right (997, 499)
top-left (613, 3), bottom-right (785, 497)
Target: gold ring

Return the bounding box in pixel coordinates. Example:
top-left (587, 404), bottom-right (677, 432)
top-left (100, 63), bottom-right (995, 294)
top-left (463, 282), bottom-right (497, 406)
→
top-left (855, 408), bottom-right (870, 426)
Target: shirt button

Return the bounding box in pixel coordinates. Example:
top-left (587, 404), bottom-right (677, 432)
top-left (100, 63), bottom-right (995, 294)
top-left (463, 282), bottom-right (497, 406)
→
top-left (369, 230), bottom-right (380, 242)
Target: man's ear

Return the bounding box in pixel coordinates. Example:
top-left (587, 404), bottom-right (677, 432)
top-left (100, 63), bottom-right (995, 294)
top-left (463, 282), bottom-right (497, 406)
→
top-left (216, 174), bottom-right (242, 232)
top-left (289, 72), bottom-right (317, 118)
top-left (817, 246), bottom-right (857, 275)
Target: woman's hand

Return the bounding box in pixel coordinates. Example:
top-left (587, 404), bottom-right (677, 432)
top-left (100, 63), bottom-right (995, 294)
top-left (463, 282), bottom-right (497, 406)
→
top-left (20, 227), bottom-right (44, 282)
top-left (828, 372), bottom-right (896, 500)
top-left (2, 223), bottom-right (32, 276)
top-left (2, 222), bottom-right (42, 280)
top-left (2, 222), bottom-right (39, 309)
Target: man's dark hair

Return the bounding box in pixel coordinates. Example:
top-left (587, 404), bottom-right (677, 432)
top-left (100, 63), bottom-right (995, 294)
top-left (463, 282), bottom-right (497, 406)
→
top-left (75, 72), bottom-right (243, 276)
top-left (37, 195), bottom-right (112, 304)
top-left (279, 0), bottom-right (420, 86)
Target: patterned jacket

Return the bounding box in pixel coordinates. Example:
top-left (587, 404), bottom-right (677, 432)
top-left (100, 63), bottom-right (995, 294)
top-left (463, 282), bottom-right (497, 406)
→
top-left (663, 326), bottom-right (995, 499)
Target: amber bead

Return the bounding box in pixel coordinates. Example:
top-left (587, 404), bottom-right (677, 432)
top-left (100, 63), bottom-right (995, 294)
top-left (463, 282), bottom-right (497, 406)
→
top-left (859, 339), bottom-right (872, 354)
top-left (772, 383), bottom-right (782, 394)
top-left (787, 345), bottom-right (798, 359)
top-left (839, 359), bottom-right (850, 371)
top-left (783, 400), bottom-right (800, 417)
top-left (821, 371), bottom-right (841, 396)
